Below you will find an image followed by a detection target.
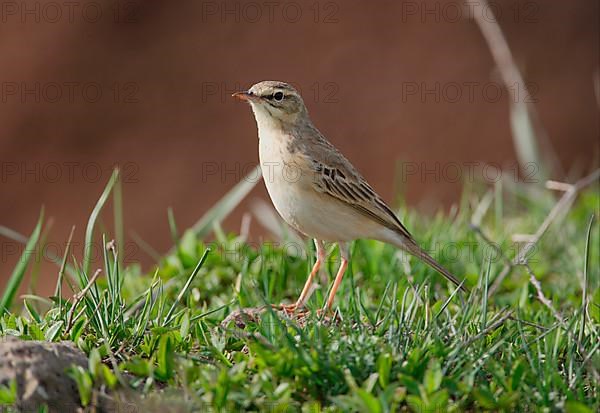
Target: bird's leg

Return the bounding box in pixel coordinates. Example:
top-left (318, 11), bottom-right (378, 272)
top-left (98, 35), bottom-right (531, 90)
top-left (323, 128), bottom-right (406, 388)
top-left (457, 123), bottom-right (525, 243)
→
top-left (324, 242), bottom-right (349, 312)
top-left (295, 239), bottom-right (326, 309)
top-left (275, 239), bottom-right (325, 315)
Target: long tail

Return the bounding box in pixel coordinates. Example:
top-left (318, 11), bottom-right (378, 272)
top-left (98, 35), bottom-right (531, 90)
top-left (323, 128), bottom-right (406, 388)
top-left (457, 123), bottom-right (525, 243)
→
top-left (400, 240), bottom-right (469, 293)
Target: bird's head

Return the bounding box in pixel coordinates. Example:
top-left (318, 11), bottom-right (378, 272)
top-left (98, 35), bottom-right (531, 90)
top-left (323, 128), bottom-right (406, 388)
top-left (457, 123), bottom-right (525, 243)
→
top-left (233, 81), bottom-right (308, 127)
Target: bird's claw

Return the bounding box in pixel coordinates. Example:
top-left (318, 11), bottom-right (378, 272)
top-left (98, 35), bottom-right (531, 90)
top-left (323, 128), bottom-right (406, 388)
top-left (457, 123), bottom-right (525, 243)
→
top-left (272, 303), bottom-right (337, 320)
top-left (272, 303), bottom-right (304, 317)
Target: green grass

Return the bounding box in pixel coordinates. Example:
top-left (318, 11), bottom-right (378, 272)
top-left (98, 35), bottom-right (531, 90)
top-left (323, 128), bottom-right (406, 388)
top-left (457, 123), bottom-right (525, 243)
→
top-left (0, 171), bottom-right (598, 412)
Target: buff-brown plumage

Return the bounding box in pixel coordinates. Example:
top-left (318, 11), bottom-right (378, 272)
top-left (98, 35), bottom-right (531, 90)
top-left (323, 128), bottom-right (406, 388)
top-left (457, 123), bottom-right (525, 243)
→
top-left (234, 80), bottom-right (468, 313)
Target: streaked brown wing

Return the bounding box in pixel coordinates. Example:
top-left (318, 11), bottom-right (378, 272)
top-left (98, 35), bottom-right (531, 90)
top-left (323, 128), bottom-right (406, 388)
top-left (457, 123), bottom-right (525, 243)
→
top-left (304, 145), bottom-right (414, 242)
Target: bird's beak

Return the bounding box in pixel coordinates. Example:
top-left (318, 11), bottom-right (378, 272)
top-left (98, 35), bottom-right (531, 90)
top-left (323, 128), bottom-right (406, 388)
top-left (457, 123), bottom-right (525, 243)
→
top-left (232, 91), bottom-right (254, 101)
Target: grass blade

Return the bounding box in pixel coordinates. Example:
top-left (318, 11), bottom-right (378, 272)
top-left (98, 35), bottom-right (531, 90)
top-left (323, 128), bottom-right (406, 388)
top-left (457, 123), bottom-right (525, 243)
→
top-left (83, 168), bottom-right (119, 277)
top-left (55, 226), bottom-right (75, 317)
top-left (113, 172), bottom-right (124, 268)
top-left (172, 165), bottom-right (261, 249)
top-left (579, 214), bottom-right (594, 343)
top-left (167, 207), bottom-right (180, 247)
top-left (481, 253), bottom-right (492, 331)
top-left (163, 248), bottom-right (210, 326)
top-left (0, 208), bottom-right (44, 313)
top-left (509, 101), bottom-right (546, 182)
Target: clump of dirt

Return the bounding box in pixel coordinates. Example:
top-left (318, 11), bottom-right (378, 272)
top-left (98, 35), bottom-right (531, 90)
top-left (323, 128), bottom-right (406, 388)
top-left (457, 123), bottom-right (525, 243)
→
top-left (0, 336), bottom-right (188, 412)
top-left (0, 336), bottom-right (88, 411)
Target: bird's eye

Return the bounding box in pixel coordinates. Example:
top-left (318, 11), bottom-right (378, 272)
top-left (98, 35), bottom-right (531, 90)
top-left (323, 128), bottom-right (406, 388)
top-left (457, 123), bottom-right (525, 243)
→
top-left (273, 91), bottom-right (284, 101)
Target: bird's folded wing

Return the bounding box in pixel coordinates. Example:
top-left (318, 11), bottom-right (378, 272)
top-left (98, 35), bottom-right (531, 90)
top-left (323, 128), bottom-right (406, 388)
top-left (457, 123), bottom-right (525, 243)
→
top-left (303, 145), bottom-right (414, 242)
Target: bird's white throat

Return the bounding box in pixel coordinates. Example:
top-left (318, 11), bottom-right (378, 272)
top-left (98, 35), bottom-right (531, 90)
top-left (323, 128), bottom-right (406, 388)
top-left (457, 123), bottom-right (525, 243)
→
top-left (249, 102), bottom-right (281, 137)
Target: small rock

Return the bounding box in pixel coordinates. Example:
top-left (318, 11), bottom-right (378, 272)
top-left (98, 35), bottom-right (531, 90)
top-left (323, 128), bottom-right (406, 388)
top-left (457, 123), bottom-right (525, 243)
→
top-left (0, 336), bottom-right (88, 412)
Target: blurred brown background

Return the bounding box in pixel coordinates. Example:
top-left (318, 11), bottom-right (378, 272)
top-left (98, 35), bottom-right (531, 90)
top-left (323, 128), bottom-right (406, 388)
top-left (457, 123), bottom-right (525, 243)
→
top-left (1, 0), bottom-right (598, 294)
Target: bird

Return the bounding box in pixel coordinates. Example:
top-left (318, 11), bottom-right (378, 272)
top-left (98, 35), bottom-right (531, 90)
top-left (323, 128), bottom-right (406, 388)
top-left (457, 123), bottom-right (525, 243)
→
top-left (233, 81), bottom-right (468, 314)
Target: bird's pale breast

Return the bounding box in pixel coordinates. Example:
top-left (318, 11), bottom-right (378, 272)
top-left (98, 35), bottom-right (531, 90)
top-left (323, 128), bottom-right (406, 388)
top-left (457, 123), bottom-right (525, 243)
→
top-left (258, 129), bottom-right (385, 242)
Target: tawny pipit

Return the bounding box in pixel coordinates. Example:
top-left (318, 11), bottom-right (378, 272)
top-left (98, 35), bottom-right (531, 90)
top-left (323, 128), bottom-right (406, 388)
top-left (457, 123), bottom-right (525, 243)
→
top-left (233, 81), bottom-right (468, 313)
